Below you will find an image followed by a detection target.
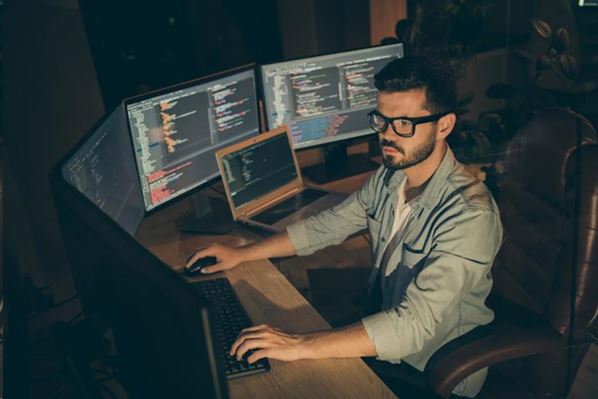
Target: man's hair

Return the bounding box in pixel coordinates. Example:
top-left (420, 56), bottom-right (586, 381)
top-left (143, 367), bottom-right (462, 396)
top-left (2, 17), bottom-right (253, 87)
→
top-left (374, 56), bottom-right (457, 114)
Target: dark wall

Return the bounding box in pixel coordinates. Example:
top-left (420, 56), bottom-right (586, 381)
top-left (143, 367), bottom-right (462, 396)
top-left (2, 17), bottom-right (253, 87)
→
top-left (4, 0), bottom-right (104, 296)
top-left (79, 0), bottom-right (284, 109)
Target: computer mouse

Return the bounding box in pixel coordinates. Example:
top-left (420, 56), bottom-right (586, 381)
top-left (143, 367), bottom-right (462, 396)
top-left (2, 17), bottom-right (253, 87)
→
top-left (184, 256), bottom-right (218, 276)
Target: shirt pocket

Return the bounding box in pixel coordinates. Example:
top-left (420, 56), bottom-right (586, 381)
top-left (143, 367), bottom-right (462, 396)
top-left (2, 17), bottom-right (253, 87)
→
top-left (402, 244), bottom-right (427, 270)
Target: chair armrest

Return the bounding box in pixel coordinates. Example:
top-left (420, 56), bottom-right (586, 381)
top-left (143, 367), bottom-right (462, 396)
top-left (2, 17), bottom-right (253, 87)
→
top-left (424, 324), bottom-right (562, 398)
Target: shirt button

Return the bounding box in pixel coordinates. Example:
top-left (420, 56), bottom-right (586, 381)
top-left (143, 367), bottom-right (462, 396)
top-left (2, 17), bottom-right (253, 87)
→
top-left (381, 238), bottom-right (386, 243)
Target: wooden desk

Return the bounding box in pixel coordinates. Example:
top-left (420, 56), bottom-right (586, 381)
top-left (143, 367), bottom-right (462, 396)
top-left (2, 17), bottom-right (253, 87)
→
top-left (137, 202), bottom-right (396, 399)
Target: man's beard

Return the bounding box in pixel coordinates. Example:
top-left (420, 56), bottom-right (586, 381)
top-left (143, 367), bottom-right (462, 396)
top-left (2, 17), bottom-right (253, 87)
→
top-left (380, 133), bottom-right (436, 170)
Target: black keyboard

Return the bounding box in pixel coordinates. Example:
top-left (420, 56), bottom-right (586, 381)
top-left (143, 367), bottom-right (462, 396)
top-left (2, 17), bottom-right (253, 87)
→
top-left (192, 278), bottom-right (270, 379)
top-left (252, 188), bottom-right (327, 225)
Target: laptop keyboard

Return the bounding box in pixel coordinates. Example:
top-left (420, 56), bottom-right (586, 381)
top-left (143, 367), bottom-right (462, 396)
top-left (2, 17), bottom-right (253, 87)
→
top-left (193, 278), bottom-right (270, 379)
top-left (252, 188), bottom-right (327, 225)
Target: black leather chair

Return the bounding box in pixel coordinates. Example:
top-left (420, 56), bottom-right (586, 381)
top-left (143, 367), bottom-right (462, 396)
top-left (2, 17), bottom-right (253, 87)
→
top-left (425, 108), bottom-right (598, 398)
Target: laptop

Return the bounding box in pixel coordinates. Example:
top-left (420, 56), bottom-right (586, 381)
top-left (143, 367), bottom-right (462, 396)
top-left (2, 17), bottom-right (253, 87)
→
top-left (215, 126), bottom-right (347, 232)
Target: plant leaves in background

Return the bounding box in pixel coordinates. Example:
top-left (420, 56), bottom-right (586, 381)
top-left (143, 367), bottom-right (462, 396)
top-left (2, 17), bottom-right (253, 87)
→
top-left (380, 36), bottom-right (400, 45)
top-left (531, 18), bottom-right (552, 39)
top-left (555, 28), bottom-right (571, 52)
top-left (559, 54), bottom-right (578, 80)
top-left (486, 82), bottom-right (518, 99)
top-left (510, 49), bottom-right (536, 64)
top-left (537, 54), bottom-right (552, 71)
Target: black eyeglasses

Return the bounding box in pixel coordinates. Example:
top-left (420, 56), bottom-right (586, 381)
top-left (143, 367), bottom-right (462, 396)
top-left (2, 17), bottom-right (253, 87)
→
top-left (367, 110), bottom-right (449, 138)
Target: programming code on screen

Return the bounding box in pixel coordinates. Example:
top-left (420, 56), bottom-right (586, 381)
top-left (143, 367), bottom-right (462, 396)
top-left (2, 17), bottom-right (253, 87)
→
top-left (62, 107), bottom-right (145, 235)
top-left (261, 44), bottom-right (404, 149)
top-left (221, 133), bottom-right (297, 210)
top-left (126, 69), bottom-right (259, 211)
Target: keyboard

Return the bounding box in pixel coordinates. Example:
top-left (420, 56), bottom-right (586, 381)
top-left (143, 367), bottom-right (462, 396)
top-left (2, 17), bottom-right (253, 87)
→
top-left (192, 278), bottom-right (270, 379)
top-left (252, 188), bottom-right (327, 225)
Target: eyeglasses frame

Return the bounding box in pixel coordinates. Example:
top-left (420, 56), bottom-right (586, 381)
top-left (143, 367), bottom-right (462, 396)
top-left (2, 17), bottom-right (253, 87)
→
top-left (367, 110), bottom-right (451, 138)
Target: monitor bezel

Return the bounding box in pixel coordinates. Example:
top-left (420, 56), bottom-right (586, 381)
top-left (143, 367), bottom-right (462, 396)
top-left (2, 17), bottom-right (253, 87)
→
top-left (259, 42), bottom-right (404, 150)
top-left (123, 63), bottom-right (260, 214)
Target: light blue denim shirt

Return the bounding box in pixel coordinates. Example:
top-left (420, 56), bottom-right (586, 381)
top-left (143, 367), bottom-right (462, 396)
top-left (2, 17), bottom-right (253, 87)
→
top-left (287, 147), bottom-right (503, 397)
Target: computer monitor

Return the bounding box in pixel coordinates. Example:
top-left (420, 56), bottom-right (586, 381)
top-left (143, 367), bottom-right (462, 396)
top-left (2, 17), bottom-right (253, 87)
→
top-left (51, 161), bottom-right (230, 399)
top-left (260, 43), bottom-right (404, 182)
top-left (61, 105), bottom-right (145, 236)
top-left (124, 65), bottom-right (260, 233)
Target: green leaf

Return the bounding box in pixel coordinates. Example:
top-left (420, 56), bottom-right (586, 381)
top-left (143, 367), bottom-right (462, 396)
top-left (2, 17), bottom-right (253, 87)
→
top-left (536, 55), bottom-right (552, 71)
top-left (555, 28), bottom-right (571, 52)
top-left (531, 18), bottom-right (552, 39)
top-left (559, 54), bottom-right (577, 80)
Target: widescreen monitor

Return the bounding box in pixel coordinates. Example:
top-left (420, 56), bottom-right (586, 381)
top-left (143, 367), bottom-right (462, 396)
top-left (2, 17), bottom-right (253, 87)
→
top-left (125, 65), bottom-right (260, 212)
top-left (260, 43), bottom-right (404, 150)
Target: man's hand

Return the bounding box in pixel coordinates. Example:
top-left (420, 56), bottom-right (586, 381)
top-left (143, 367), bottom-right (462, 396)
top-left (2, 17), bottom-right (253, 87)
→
top-left (230, 324), bottom-right (311, 364)
top-left (229, 322), bottom-right (377, 364)
top-left (186, 232), bottom-right (297, 274)
top-left (185, 243), bottom-right (246, 274)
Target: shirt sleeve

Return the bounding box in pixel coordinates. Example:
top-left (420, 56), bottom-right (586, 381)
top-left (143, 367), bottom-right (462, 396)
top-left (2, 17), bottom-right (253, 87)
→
top-left (361, 206), bottom-right (503, 361)
top-left (286, 166), bottom-right (386, 256)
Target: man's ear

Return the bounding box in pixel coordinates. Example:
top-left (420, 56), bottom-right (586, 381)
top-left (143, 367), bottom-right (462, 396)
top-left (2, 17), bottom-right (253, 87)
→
top-left (437, 113), bottom-right (457, 140)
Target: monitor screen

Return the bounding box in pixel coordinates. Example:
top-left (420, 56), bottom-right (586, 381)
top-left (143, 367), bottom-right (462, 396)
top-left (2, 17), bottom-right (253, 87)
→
top-left (260, 43), bottom-right (404, 149)
top-left (126, 67), bottom-right (260, 211)
top-left (220, 130), bottom-right (297, 210)
top-left (579, 0), bottom-right (598, 6)
top-left (61, 106), bottom-right (145, 236)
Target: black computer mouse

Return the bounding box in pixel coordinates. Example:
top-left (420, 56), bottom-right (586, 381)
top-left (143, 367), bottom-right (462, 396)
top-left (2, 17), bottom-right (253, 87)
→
top-left (184, 256), bottom-right (218, 276)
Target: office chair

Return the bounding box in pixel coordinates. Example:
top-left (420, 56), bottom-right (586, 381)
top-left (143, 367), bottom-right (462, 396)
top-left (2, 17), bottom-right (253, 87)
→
top-left (424, 107), bottom-right (598, 398)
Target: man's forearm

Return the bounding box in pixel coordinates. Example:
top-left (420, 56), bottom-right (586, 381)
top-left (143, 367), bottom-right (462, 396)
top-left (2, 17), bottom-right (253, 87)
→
top-left (239, 232), bottom-right (297, 262)
top-left (303, 322), bottom-right (376, 359)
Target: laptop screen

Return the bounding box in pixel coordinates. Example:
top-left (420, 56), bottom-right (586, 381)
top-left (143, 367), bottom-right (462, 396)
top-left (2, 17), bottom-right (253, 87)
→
top-left (220, 131), bottom-right (297, 210)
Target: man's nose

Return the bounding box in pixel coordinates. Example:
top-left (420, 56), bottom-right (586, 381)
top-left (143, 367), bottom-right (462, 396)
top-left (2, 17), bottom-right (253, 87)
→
top-left (380, 125), bottom-right (397, 143)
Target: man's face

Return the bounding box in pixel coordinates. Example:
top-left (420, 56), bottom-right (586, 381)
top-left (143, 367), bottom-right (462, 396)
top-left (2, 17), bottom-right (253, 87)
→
top-left (377, 89), bottom-right (438, 170)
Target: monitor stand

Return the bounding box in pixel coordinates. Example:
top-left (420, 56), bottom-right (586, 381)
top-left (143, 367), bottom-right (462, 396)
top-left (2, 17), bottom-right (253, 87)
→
top-left (302, 141), bottom-right (379, 184)
top-left (177, 191), bottom-right (234, 235)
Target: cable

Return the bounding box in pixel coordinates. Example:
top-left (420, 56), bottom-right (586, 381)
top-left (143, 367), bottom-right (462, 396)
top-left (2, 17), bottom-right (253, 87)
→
top-left (66, 311), bottom-right (84, 326)
top-left (27, 295), bottom-right (79, 322)
top-left (29, 311), bottom-right (84, 348)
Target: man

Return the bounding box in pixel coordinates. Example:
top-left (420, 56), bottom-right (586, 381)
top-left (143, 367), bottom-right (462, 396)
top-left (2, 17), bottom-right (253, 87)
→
top-left (187, 56), bottom-right (503, 397)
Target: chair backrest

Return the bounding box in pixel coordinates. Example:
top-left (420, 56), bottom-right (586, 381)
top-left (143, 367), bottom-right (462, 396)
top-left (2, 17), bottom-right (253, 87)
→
top-left (492, 107), bottom-right (598, 339)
